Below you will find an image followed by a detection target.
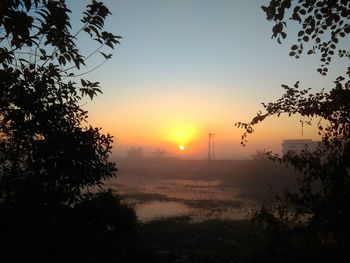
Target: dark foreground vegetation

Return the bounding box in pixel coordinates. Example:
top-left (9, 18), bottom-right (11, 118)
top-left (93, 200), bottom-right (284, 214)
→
top-left (139, 216), bottom-right (349, 263)
top-left (140, 217), bottom-right (265, 263)
top-left (0, 191), bottom-right (152, 262)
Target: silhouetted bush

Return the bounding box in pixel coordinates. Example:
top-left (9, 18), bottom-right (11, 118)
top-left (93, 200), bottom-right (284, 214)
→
top-left (0, 190), bottom-right (153, 263)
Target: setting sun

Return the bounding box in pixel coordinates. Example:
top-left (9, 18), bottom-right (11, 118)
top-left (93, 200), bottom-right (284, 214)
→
top-left (179, 145), bottom-right (185, 151)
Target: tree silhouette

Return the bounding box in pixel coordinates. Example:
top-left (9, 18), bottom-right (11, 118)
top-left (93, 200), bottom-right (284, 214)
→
top-left (126, 147), bottom-right (144, 159)
top-left (153, 148), bottom-right (166, 158)
top-left (0, 1), bottom-right (148, 262)
top-left (236, 1), bottom-right (350, 261)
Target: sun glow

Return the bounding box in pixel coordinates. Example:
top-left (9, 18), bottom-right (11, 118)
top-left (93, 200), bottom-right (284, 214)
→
top-left (168, 125), bottom-right (197, 146)
top-left (179, 145), bottom-right (185, 151)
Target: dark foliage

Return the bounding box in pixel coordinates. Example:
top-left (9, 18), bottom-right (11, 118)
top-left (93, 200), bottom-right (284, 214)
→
top-left (0, 0), bottom-right (119, 206)
top-left (140, 218), bottom-right (266, 263)
top-left (0, 190), bottom-right (149, 263)
top-left (261, 0), bottom-right (350, 75)
top-left (236, 0), bottom-right (350, 261)
top-left (0, 1), bottom-right (146, 262)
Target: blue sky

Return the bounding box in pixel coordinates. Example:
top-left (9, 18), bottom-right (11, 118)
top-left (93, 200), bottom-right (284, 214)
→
top-left (67, 0), bottom-right (349, 159)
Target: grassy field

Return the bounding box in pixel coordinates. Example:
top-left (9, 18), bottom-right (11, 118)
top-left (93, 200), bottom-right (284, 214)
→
top-left (139, 217), bottom-right (267, 263)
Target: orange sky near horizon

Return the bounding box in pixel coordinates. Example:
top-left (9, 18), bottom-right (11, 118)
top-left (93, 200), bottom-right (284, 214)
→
top-left (87, 100), bottom-right (322, 159)
top-left (68, 0), bottom-right (343, 160)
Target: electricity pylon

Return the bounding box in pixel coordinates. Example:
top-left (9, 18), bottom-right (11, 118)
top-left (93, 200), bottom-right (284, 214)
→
top-left (208, 133), bottom-right (216, 160)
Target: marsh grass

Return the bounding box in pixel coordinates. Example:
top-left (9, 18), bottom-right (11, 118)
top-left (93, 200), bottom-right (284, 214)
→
top-left (139, 217), bottom-right (267, 263)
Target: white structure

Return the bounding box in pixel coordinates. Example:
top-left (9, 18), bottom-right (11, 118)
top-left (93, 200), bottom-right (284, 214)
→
top-left (282, 139), bottom-right (319, 155)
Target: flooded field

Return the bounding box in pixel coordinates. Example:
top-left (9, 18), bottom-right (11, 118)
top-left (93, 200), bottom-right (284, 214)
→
top-left (103, 157), bottom-right (298, 222)
top-left (105, 174), bottom-right (257, 222)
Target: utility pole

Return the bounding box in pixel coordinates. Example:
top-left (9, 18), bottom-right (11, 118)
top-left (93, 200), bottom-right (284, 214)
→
top-left (208, 133), bottom-right (216, 160)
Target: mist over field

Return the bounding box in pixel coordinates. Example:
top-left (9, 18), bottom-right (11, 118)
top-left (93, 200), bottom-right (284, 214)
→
top-left (105, 153), bottom-right (299, 221)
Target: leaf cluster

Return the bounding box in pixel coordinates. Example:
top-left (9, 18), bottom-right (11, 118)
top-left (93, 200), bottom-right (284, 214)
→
top-left (262, 0), bottom-right (350, 75)
top-left (0, 0), bottom-right (121, 93)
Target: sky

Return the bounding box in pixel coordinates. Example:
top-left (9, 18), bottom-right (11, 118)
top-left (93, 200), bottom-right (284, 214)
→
top-left (67, 0), bottom-right (349, 159)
